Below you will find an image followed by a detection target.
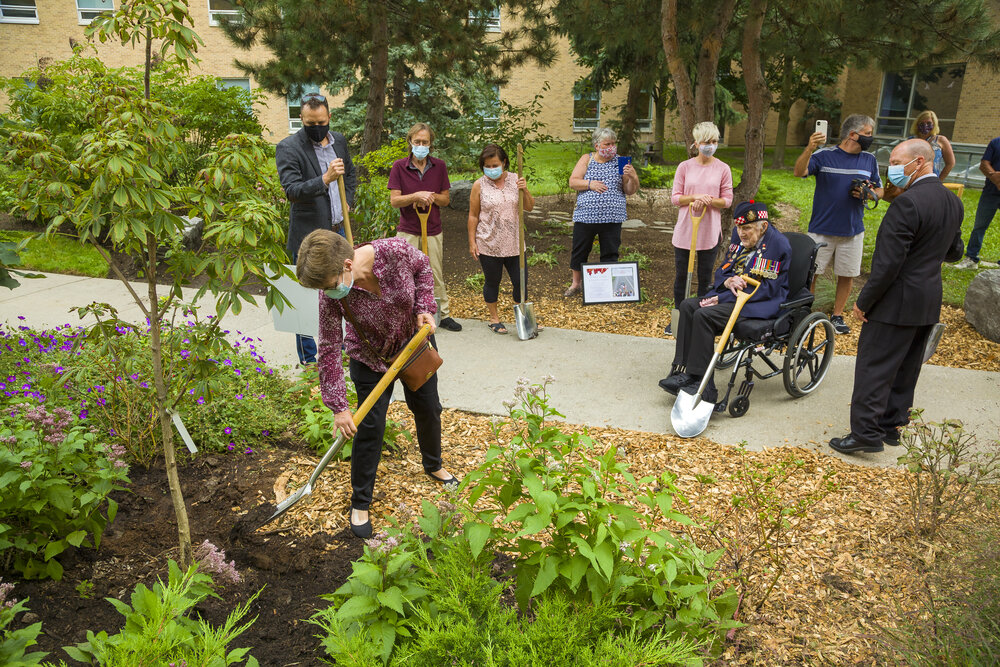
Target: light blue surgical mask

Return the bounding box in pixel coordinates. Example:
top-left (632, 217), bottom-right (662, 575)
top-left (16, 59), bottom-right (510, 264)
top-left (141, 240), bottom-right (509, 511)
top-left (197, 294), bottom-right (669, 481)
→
top-left (411, 144), bottom-right (430, 159)
top-left (324, 270), bottom-right (354, 300)
top-left (699, 143), bottom-right (717, 157)
top-left (484, 166), bottom-right (503, 180)
top-left (887, 157), bottom-right (918, 189)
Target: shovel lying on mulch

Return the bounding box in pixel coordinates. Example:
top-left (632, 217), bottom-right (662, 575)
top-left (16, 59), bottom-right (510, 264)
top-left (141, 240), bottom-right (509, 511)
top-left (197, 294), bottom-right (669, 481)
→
top-left (254, 324), bottom-right (435, 529)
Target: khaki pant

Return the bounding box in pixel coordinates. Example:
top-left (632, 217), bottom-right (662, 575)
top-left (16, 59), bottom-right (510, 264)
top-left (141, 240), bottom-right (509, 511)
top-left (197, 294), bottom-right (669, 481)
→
top-left (397, 230), bottom-right (450, 318)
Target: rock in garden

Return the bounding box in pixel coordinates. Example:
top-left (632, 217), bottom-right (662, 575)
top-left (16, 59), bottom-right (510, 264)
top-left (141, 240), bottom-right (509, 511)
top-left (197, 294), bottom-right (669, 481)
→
top-left (448, 180), bottom-right (474, 212)
top-left (964, 269), bottom-right (1000, 342)
top-left (622, 218), bottom-right (646, 229)
top-left (180, 215), bottom-right (204, 250)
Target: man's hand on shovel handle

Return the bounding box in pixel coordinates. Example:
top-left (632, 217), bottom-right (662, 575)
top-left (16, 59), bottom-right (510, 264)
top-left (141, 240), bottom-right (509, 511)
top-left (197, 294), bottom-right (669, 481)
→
top-left (322, 158), bottom-right (346, 185)
top-left (334, 410), bottom-right (357, 438)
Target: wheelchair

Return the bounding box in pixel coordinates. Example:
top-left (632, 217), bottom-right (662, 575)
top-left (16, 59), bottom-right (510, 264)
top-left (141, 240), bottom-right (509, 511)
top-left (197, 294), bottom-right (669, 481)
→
top-left (712, 232), bottom-right (836, 418)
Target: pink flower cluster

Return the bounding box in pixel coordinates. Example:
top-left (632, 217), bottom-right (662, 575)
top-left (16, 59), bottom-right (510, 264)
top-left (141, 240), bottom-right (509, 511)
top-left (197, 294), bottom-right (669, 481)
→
top-left (194, 540), bottom-right (241, 585)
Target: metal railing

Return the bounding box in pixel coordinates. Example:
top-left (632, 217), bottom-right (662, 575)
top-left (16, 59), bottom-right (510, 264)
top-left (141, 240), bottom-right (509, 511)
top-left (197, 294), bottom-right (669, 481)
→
top-left (872, 137), bottom-right (987, 189)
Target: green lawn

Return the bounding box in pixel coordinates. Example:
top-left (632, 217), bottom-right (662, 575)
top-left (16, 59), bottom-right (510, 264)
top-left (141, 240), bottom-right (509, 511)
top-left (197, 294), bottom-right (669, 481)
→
top-left (2, 230), bottom-right (107, 278)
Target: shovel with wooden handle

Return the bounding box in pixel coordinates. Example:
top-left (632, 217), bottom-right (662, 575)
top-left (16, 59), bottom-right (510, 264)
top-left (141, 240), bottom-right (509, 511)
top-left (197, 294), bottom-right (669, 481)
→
top-left (670, 206), bottom-right (706, 335)
top-left (337, 174), bottom-right (353, 245)
top-left (261, 324), bottom-right (434, 526)
top-left (513, 143), bottom-right (538, 340)
top-left (671, 276), bottom-right (760, 438)
top-left (414, 204), bottom-right (431, 256)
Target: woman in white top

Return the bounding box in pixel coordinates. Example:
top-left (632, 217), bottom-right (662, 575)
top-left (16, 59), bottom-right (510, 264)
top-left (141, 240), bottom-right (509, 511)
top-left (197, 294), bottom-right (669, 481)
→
top-left (467, 144), bottom-right (535, 334)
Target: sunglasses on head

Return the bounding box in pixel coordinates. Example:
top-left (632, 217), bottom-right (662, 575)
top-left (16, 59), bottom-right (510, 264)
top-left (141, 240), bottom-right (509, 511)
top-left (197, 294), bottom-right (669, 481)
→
top-left (301, 92), bottom-right (327, 105)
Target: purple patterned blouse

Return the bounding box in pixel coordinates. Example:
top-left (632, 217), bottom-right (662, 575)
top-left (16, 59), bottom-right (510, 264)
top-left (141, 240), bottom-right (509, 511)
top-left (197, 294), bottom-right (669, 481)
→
top-left (318, 238), bottom-right (436, 413)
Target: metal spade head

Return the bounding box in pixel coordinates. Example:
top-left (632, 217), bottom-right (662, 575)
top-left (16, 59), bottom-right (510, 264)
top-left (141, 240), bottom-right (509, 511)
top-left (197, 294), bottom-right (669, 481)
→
top-left (922, 322), bottom-right (945, 364)
top-left (671, 387), bottom-right (716, 438)
top-left (514, 302), bottom-right (538, 340)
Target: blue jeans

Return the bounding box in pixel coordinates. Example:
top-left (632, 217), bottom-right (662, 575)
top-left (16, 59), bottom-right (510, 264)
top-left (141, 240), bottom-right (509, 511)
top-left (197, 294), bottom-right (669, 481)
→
top-left (291, 223), bottom-right (345, 364)
top-left (966, 188), bottom-right (1000, 262)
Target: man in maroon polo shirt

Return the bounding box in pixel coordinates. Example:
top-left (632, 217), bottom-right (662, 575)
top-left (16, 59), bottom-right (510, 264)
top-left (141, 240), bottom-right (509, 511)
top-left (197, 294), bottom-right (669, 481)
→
top-left (387, 122), bottom-right (461, 331)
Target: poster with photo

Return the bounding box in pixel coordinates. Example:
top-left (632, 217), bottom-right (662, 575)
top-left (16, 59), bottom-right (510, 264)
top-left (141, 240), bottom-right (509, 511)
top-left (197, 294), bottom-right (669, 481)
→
top-left (269, 264), bottom-right (320, 339)
top-left (581, 261), bottom-right (641, 305)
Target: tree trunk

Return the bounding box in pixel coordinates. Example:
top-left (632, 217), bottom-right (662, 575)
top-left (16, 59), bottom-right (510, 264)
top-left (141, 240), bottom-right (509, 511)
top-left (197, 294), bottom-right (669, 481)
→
top-left (771, 64), bottom-right (795, 168)
top-left (731, 0), bottom-right (771, 240)
top-left (652, 90), bottom-right (667, 164)
top-left (619, 79), bottom-right (644, 157)
top-left (361, 0), bottom-right (389, 156)
top-left (146, 232), bottom-right (192, 568)
top-left (390, 58), bottom-right (406, 112)
top-left (144, 27), bottom-right (151, 100)
top-left (661, 0), bottom-right (696, 149)
top-left (693, 0), bottom-right (737, 123)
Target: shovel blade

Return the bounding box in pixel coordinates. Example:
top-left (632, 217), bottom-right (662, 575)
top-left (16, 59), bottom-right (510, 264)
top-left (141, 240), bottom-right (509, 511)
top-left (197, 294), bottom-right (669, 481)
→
top-left (267, 481), bottom-right (313, 524)
top-left (671, 389), bottom-right (715, 438)
top-left (922, 322), bottom-right (945, 364)
top-left (514, 302), bottom-right (538, 340)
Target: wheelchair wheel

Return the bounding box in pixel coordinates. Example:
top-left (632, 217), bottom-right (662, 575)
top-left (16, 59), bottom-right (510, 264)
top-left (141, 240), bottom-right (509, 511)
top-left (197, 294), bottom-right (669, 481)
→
top-left (783, 312), bottom-right (835, 398)
top-left (728, 395), bottom-right (750, 418)
top-left (716, 334), bottom-right (741, 369)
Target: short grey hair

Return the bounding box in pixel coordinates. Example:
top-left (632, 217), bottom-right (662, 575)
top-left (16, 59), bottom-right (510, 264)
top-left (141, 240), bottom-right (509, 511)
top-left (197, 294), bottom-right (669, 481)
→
top-left (840, 114), bottom-right (875, 141)
top-left (692, 121), bottom-right (720, 144)
top-left (592, 127), bottom-right (617, 146)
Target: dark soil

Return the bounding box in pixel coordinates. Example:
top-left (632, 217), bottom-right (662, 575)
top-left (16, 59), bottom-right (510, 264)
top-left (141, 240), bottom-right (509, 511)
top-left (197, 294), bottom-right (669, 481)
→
top-left (7, 440), bottom-right (361, 666)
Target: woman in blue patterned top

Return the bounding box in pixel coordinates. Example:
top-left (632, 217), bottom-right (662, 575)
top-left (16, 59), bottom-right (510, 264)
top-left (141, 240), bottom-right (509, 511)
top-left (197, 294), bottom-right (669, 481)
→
top-left (563, 127), bottom-right (640, 297)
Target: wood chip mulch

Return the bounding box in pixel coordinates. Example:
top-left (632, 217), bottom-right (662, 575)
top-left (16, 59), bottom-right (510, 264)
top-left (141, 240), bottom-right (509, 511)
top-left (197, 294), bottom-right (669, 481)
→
top-left (246, 405), bottom-right (998, 665)
top-left (450, 295), bottom-right (1000, 373)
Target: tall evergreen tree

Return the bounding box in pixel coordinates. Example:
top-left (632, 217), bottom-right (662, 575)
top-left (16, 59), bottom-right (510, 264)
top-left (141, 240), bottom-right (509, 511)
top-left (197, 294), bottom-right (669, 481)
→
top-left (221, 0), bottom-right (556, 154)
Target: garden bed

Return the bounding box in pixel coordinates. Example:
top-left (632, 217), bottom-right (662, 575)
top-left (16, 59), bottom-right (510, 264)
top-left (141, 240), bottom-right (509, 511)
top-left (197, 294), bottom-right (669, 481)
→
top-left (7, 401), bottom-right (996, 665)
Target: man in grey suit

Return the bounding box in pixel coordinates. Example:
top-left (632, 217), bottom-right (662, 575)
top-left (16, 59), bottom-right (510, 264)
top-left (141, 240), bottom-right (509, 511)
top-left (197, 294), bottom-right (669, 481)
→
top-left (276, 92), bottom-right (357, 364)
top-left (829, 139), bottom-right (964, 454)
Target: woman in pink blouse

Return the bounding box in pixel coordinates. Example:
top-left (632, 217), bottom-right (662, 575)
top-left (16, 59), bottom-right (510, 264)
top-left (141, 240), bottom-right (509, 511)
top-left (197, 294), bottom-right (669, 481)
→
top-left (467, 144), bottom-right (535, 334)
top-left (296, 229), bottom-right (458, 538)
top-left (668, 121), bottom-right (734, 335)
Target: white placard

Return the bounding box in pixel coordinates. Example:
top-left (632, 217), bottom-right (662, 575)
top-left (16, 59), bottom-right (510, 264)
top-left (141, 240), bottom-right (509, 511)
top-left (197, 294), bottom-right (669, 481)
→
top-left (268, 264), bottom-right (320, 339)
top-left (581, 261), bottom-right (641, 305)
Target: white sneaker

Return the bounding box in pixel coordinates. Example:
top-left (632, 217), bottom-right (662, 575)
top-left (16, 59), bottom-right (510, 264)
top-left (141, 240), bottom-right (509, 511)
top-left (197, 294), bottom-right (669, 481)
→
top-left (953, 257), bottom-right (978, 269)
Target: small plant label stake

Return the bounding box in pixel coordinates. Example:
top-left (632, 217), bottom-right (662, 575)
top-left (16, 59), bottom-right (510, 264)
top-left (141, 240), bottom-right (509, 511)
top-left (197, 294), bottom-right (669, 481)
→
top-left (170, 411), bottom-right (198, 454)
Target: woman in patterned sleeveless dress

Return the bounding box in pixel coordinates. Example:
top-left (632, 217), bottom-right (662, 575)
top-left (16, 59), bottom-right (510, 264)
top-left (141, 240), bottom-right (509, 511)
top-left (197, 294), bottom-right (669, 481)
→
top-left (909, 110), bottom-right (955, 180)
top-left (467, 144), bottom-right (535, 333)
top-left (564, 127), bottom-right (640, 297)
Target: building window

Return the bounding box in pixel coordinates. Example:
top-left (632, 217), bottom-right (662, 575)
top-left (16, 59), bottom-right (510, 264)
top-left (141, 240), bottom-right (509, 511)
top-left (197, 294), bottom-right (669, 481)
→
top-left (287, 84), bottom-right (322, 132)
top-left (469, 7), bottom-right (500, 32)
top-left (636, 90), bottom-right (654, 134)
top-left (482, 85), bottom-right (500, 128)
top-left (76, 0), bottom-right (113, 24)
top-left (218, 78), bottom-right (251, 92)
top-left (573, 81), bottom-right (600, 131)
top-left (0, 0), bottom-right (38, 24)
top-left (208, 0), bottom-right (240, 26)
top-left (875, 64), bottom-right (966, 139)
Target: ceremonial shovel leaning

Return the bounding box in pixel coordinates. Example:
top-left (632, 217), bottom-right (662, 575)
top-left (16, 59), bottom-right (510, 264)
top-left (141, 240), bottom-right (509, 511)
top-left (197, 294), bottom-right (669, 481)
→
top-left (337, 174), bottom-right (354, 245)
top-left (513, 143), bottom-right (538, 340)
top-left (413, 205), bottom-right (442, 324)
top-left (261, 324), bottom-right (434, 527)
top-left (670, 206), bottom-right (705, 334)
top-left (671, 276), bottom-right (760, 438)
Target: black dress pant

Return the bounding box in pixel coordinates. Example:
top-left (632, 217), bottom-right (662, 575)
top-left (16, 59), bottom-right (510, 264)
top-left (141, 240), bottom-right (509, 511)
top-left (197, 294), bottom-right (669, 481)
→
top-left (478, 254), bottom-right (522, 303)
top-left (671, 297), bottom-right (735, 377)
top-left (570, 222), bottom-right (622, 271)
top-left (348, 357), bottom-right (443, 511)
top-left (850, 320), bottom-right (931, 445)
top-left (673, 244), bottom-right (719, 305)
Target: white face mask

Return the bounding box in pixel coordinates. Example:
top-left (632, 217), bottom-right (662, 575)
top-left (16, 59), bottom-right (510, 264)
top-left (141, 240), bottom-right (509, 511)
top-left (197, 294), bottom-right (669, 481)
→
top-left (699, 143), bottom-right (717, 157)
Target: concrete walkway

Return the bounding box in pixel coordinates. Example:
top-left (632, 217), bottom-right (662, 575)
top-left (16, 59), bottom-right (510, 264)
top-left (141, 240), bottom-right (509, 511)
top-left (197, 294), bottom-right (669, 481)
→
top-left (4, 272), bottom-right (998, 467)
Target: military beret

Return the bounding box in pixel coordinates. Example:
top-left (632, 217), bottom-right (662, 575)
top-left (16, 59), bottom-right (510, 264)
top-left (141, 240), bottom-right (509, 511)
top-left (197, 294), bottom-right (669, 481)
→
top-left (733, 200), bottom-right (769, 225)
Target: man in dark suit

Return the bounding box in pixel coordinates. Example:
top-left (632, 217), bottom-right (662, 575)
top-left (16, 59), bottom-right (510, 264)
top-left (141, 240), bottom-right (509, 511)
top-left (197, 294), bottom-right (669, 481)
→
top-left (829, 139), bottom-right (964, 454)
top-left (276, 92), bottom-right (357, 364)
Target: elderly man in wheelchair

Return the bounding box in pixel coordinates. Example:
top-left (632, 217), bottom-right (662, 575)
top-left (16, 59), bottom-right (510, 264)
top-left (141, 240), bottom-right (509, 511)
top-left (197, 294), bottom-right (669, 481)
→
top-left (660, 200), bottom-right (835, 417)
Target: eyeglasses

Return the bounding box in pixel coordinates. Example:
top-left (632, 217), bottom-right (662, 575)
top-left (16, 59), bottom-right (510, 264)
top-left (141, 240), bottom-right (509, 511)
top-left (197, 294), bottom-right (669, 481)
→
top-left (300, 92), bottom-right (327, 105)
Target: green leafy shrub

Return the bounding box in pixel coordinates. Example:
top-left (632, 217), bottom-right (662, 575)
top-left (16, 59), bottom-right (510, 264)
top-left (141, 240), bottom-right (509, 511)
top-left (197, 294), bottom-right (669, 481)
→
top-left (620, 246), bottom-right (651, 269)
top-left (0, 404), bottom-right (128, 580)
top-left (463, 378), bottom-right (738, 642)
top-left (65, 560), bottom-right (260, 666)
top-left (527, 250), bottom-right (558, 267)
top-left (637, 164), bottom-right (673, 189)
top-left (463, 272), bottom-right (486, 291)
top-left (0, 581), bottom-right (46, 666)
top-left (354, 139), bottom-right (410, 243)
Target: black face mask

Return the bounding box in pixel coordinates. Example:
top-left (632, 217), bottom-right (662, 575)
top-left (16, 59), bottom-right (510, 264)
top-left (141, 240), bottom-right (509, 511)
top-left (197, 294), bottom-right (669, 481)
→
top-left (854, 133), bottom-right (874, 151)
top-left (304, 124), bottom-right (329, 143)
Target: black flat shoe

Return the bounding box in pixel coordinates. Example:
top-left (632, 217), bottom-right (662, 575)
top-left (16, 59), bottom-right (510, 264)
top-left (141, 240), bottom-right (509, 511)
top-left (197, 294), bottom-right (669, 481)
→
top-left (439, 317), bottom-right (463, 332)
top-left (658, 372), bottom-right (691, 395)
top-left (883, 428), bottom-right (901, 447)
top-left (349, 510), bottom-right (373, 539)
top-left (425, 470), bottom-right (460, 489)
top-left (829, 434), bottom-right (883, 454)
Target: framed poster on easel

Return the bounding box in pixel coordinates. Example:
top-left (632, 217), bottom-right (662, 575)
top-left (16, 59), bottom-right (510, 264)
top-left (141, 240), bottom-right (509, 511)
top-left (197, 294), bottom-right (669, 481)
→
top-left (581, 261), bottom-right (641, 305)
